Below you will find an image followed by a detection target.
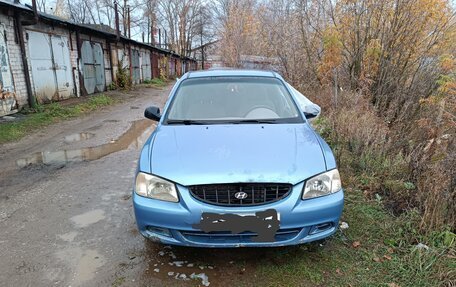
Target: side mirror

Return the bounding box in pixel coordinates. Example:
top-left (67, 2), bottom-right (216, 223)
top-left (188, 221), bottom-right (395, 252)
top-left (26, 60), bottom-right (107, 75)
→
top-left (144, 106), bottom-right (161, 121)
top-left (303, 104), bottom-right (321, 120)
top-left (304, 111), bottom-right (318, 120)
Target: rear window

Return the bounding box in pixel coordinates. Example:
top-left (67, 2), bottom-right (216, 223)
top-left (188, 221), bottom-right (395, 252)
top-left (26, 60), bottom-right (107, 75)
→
top-left (165, 77), bottom-right (303, 124)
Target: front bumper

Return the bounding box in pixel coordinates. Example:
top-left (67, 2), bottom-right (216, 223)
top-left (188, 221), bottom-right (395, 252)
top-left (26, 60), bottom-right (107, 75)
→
top-left (133, 182), bottom-right (344, 247)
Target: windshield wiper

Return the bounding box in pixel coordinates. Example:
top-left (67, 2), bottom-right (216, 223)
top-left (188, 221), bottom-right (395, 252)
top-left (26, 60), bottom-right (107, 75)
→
top-left (228, 119), bottom-right (279, 124)
top-left (166, 119), bottom-right (210, 125)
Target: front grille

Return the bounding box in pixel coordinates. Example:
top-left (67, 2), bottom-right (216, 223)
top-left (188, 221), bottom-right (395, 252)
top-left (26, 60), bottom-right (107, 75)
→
top-left (188, 183), bottom-right (292, 206)
top-left (181, 228), bottom-right (301, 244)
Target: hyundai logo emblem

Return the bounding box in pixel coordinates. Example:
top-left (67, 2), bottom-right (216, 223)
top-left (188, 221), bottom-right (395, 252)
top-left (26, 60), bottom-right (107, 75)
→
top-left (234, 191), bottom-right (248, 200)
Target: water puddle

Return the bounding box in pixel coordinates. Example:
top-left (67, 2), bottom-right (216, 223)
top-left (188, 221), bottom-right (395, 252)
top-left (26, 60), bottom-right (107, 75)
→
top-left (55, 247), bottom-right (105, 286)
top-left (16, 120), bottom-right (155, 168)
top-left (64, 132), bottom-right (95, 143)
top-left (71, 209), bottom-right (105, 228)
top-left (58, 231), bottom-right (78, 242)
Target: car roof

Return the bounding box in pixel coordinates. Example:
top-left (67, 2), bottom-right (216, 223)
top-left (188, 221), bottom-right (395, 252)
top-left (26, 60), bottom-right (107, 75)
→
top-left (185, 69), bottom-right (280, 79)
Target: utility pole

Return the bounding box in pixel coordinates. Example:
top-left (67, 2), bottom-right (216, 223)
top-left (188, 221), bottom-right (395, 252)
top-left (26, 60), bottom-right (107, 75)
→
top-left (127, 5), bottom-right (131, 39)
top-left (123, 0), bottom-right (127, 36)
top-left (31, 0), bottom-right (39, 22)
top-left (114, 1), bottom-right (120, 41)
top-left (147, 17), bottom-right (150, 44)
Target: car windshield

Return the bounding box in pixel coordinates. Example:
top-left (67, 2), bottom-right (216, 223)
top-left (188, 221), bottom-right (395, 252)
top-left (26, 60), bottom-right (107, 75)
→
top-left (165, 77), bottom-right (303, 124)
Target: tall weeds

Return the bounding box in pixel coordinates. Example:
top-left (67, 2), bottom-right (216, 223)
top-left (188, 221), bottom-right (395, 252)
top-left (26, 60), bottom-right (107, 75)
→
top-left (314, 87), bottom-right (455, 232)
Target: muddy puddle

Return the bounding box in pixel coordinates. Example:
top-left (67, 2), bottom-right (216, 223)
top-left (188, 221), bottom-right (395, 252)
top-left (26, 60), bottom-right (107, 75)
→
top-left (71, 209), bottom-right (106, 228)
top-left (16, 120), bottom-right (155, 168)
top-left (64, 132), bottom-right (95, 143)
top-left (142, 246), bottom-right (214, 286)
top-left (129, 243), bottom-right (281, 287)
top-left (55, 247), bottom-right (105, 286)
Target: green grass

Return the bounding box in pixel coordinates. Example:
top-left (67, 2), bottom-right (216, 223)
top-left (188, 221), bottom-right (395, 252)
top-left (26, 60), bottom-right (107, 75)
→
top-left (0, 94), bottom-right (115, 144)
top-left (142, 78), bottom-right (168, 88)
top-left (255, 189), bottom-right (455, 287)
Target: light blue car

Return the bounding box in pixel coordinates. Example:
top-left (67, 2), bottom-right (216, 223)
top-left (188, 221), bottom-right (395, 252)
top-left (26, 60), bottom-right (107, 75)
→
top-left (133, 69), bottom-right (343, 247)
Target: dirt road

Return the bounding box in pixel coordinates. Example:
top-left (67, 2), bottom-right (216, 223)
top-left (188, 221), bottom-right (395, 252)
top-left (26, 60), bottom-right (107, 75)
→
top-left (0, 85), bottom-right (292, 287)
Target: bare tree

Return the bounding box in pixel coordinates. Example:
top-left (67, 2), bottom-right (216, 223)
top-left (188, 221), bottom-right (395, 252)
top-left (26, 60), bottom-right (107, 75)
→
top-left (213, 0), bottom-right (258, 67)
top-left (155, 0), bottom-right (208, 56)
top-left (36, 0), bottom-right (47, 12)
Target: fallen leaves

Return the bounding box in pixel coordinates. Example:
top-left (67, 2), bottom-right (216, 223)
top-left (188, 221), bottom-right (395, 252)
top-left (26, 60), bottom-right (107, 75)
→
top-left (352, 241), bottom-right (361, 248)
top-left (373, 254), bottom-right (393, 263)
top-left (383, 255), bottom-right (392, 261)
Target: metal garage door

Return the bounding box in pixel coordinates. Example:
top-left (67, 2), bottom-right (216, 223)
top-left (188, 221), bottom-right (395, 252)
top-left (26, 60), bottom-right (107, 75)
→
top-left (81, 41), bottom-right (105, 94)
top-left (0, 25), bottom-right (13, 92)
top-left (151, 53), bottom-right (159, 78)
top-left (140, 50), bottom-right (151, 81)
top-left (131, 49), bottom-right (140, 84)
top-left (28, 31), bottom-right (74, 103)
top-left (169, 58), bottom-right (176, 77)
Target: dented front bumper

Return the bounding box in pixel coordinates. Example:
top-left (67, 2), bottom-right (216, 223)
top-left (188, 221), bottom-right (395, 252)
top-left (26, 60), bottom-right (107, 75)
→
top-left (133, 182), bottom-right (344, 247)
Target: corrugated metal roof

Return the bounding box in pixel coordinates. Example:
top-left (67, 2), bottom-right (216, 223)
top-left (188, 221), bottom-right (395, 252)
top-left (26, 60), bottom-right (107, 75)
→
top-left (0, 0), bottom-right (195, 61)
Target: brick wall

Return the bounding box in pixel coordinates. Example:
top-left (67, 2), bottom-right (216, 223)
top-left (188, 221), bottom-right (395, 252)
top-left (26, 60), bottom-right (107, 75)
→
top-left (0, 13), bottom-right (28, 107)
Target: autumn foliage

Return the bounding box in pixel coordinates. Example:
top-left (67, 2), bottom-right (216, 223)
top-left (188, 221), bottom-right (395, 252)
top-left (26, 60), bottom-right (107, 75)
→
top-left (218, 0), bottom-right (456, 232)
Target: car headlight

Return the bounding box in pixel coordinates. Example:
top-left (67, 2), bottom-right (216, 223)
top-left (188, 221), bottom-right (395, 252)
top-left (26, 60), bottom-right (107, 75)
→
top-left (135, 172), bottom-right (179, 202)
top-left (302, 169), bottom-right (342, 199)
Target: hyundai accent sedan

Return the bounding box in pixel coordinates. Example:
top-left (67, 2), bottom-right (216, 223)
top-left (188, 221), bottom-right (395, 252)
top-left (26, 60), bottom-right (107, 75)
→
top-left (133, 69), bottom-right (343, 247)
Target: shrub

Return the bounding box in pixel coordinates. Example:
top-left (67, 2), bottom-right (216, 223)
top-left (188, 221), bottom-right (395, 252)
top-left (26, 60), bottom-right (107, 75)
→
top-left (314, 86), bottom-right (455, 232)
top-left (116, 59), bottom-right (132, 89)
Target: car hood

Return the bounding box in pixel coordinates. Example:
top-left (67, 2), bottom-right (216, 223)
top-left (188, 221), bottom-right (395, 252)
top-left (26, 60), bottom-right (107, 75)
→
top-left (148, 124), bottom-right (326, 186)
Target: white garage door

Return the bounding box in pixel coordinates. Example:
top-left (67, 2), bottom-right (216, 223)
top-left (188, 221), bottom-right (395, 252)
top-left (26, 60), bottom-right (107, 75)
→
top-left (27, 30), bottom-right (74, 103)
